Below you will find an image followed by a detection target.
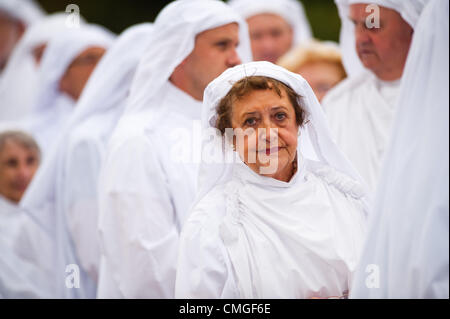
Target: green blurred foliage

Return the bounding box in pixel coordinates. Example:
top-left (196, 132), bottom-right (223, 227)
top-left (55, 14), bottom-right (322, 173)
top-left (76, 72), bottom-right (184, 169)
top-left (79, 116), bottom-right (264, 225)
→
top-left (36, 0), bottom-right (340, 41)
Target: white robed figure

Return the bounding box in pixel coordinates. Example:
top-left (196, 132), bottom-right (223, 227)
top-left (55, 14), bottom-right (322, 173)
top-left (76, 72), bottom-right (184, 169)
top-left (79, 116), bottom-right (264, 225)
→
top-left (22, 24), bottom-right (114, 156)
top-left (12, 24), bottom-right (151, 299)
top-left (97, 0), bottom-right (251, 298)
top-left (350, 0), bottom-right (449, 299)
top-left (0, 0), bottom-right (44, 77)
top-left (13, 24), bottom-right (114, 299)
top-left (175, 61), bottom-right (368, 299)
top-left (228, 0), bottom-right (312, 63)
top-left (0, 13), bottom-right (68, 123)
top-left (323, 0), bottom-right (428, 191)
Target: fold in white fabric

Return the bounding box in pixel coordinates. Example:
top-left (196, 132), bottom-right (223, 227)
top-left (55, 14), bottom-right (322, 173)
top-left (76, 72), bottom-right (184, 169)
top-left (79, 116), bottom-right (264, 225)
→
top-left (175, 61), bottom-right (368, 298)
top-left (0, 196), bottom-right (51, 298)
top-left (323, 73), bottom-right (401, 191)
top-left (351, 0), bottom-right (449, 298)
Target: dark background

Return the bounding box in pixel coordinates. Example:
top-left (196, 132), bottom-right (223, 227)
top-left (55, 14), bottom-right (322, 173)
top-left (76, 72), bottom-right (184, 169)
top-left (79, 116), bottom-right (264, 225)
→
top-left (35, 0), bottom-right (341, 41)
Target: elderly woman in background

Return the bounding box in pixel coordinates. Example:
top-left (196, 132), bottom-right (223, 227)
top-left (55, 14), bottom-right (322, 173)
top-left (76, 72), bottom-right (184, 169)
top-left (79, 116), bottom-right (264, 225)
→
top-left (175, 61), bottom-right (367, 299)
top-left (0, 130), bottom-right (40, 206)
top-left (277, 40), bottom-right (346, 102)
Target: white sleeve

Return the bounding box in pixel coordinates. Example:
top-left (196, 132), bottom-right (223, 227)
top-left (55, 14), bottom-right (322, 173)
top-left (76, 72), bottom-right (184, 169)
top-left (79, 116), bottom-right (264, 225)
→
top-left (175, 195), bottom-right (239, 299)
top-left (63, 136), bottom-right (103, 283)
top-left (97, 135), bottom-right (179, 298)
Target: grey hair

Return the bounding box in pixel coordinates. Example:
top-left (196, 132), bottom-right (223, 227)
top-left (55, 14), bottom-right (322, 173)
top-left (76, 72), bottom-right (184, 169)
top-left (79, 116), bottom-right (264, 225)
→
top-left (0, 130), bottom-right (41, 160)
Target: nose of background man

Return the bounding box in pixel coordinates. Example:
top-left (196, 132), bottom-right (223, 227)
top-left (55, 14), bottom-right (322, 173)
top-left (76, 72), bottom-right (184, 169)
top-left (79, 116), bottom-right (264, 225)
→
top-left (355, 23), bottom-right (372, 48)
top-left (227, 47), bottom-right (242, 67)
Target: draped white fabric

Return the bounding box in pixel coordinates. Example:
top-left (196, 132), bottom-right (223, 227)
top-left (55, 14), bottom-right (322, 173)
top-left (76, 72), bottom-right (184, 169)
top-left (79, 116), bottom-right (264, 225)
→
top-left (0, 13), bottom-right (69, 123)
top-left (61, 23), bottom-right (153, 287)
top-left (175, 61), bottom-right (368, 298)
top-left (23, 24), bottom-right (115, 155)
top-left (322, 73), bottom-right (401, 191)
top-left (350, 0), bottom-right (449, 298)
top-left (0, 0), bottom-right (44, 26)
top-left (228, 0), bottom-right (312, 47)
top-left (97, 0), bottom-right (252, 298)
top-left (0, 196), bottom-right (51, 298)
top-left (335, 0), bottom-right (428, 76)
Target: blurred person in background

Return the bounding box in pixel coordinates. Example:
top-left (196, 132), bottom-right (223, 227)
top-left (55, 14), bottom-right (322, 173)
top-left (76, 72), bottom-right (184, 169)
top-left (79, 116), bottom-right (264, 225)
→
top-left (322, 0), bottom-right (428, 191)
top-left (0, 14), bottom-right (75, 123)
top-left (277, 40), bottom-right (346, 102)
top-left (228, 0), bottom-right (312, 63)
top-left (16, 23), bottom-right (153, 299)
top-left (97, 0), bottom-right (251, 298)
top-left (0, 130), bottom-right (39, 206)
top-left (0, 0), bottom-right (44, 75)
top-left (22, 24), bottom-right (115, 156)
top-left (0, 130), bottom-right (49, 299)
top-left (350, 0), bottom-right (448, 298)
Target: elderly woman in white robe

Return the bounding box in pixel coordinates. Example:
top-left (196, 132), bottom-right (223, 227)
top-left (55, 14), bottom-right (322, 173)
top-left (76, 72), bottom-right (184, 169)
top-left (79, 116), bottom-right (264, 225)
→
top-left (0, 127), bottom-right (50, 298)
top-left (175, 61), bottom-right (368, 299)
top-left (228, 0), bottom-right (312, 63)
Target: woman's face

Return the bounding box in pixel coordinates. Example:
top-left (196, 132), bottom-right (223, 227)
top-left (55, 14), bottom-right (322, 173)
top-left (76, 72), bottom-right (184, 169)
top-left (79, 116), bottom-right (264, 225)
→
top-left (296, 61), bottom-right (344, 102)
top-left (230, 86), bottom-right (299, 182)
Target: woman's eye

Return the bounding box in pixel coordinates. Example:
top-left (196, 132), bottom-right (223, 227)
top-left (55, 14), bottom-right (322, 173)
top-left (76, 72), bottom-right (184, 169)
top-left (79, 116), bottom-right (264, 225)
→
top-left (275, 113), bottom-right (286, 121)
top-left (245, 118), bottom-right (257, 126)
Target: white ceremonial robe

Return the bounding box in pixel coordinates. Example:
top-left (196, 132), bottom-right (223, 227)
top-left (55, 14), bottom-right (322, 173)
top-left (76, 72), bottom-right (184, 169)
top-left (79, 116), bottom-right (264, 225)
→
top-left (0, 196), bottom-right (51, 298)
top-left (322, 71), bottom-right (401, 191)
top-left (176, 157), bottom-right (367, 299)
top-left (97, 82), bottom-right (202, 298)
top-left (60, 102), bottom-right (125, 284)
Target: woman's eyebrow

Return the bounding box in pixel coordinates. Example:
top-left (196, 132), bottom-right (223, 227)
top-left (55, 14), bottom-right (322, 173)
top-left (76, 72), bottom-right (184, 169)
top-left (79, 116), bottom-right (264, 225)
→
top-left (242, 111), bottom-right (258, 117)
top-left (271, 106), bottom-right (288, 111)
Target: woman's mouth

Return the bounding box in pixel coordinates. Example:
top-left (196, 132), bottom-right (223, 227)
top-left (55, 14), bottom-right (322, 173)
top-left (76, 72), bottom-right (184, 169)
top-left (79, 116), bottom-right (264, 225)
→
top-left (258, 147), bottom-right (282, 155)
